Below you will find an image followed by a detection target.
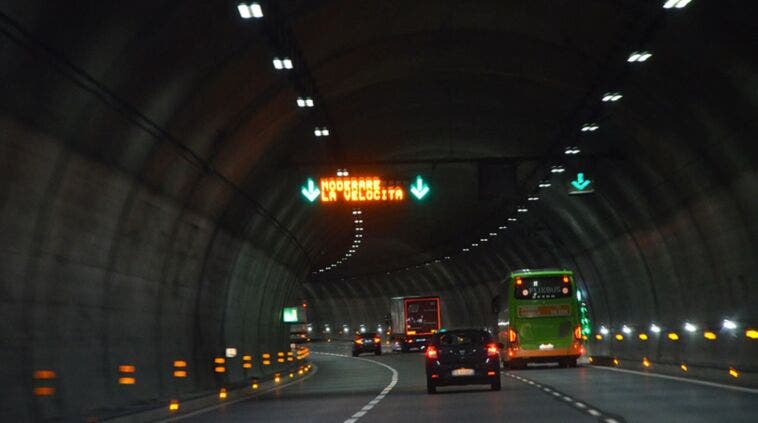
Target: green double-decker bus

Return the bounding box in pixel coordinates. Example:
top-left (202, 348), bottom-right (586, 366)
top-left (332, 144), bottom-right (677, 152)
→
top-left (497, 269), bottom-right (585, 368)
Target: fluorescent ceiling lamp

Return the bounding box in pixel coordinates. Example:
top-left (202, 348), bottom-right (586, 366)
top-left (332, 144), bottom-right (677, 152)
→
top-left (322, 128), bottom-right (330, 136)
top-left (282, 58), bottom-right (293, 69)
top-left (664, 0), bottom-right (692, 9)
top-left (722, 319), bottom-right (737, 330)
top-left (538, 181), bottom-right (551, 188)
top-left (296, 98), bottom-right (306, 107)
top-left (550, 166), bottom-right (565, 173)
top-left (314, 128), bottom-right (322, 137)
top-left (498, 226), bottom-right (507, 230)
top-left (628, 51), bottom-right (652, 62)
top-left (517, 207), bottom-right (528, 213)
top-left (622, 325), bottom-right (632, 334)
top-left (684, 322), bottom-right (697, 332)
top-left (250, 2), bottom-right (263, 17)
top-left (272, 58), bottom-right (283, 69)
top-left (528, 196), bottom-right (539, 201)
top-left (237, 4), bottom-right (252, 19)
top-left (305, 98), bottom-right (314, 107)
top-left (507, 217), bottom-right (517, 222)
top-left (650, 323), bottom-right (661, 333)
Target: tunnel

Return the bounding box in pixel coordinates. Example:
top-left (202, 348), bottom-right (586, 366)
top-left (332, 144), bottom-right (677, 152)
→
top-left (1, 1), bottom-right (755, 421)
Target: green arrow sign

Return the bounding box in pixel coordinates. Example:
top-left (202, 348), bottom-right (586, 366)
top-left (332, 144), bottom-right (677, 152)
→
top-left (301, 178), bottom-right (320, 202)
top-left (409, 175), bottom-right (430, 200)
top-left (569, 172), bottom-right (594, 194)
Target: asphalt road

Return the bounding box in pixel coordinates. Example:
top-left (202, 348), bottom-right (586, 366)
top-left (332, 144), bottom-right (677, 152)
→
top-left (180, 341), bottom-right (756, 422)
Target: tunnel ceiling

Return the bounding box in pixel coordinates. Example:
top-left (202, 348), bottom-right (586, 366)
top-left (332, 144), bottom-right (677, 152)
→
top-left (2, 0), bottom-right (755, 286)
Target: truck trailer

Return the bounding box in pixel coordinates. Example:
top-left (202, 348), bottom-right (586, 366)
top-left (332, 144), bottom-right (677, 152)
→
top-left (390, 296), bottom-right (441, 352)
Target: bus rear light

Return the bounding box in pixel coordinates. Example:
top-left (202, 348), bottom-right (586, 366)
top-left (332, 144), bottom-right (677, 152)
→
top-left (574, 325), bottom-right (582, 340)
top-left (373, 337), bottom-right (381, 343)
top-left (508, 328), bottom-right (519, 346)
top-left (563, 275), bottom-right (570, 283)
top-left (426, 346), bottom-right (438, 359)
top-left (516, 277), bottom-right (523, 286)
top-left (355, 339), bottom-right (364, 344)
top-left (487, 371), bottom-right (497, 376)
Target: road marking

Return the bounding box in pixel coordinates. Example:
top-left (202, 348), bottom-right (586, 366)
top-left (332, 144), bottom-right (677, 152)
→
top-left (338, 354), bottom-right (399, 423)
top-left (590, 365), bottom-right (758, 394)
top-left (505, 372), bottom-right (626, 422)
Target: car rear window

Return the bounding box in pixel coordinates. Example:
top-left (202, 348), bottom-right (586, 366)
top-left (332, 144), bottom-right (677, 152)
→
top-left (437, 331), bottom-right (488, 346)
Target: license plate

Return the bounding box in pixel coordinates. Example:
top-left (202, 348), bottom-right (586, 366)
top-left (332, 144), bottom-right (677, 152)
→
top-left (365, 340), bottom-right (372, 343)
top-left (416, 338), bottom-right (426, 342)
top-left (452, 368), bottom-right (475, 376)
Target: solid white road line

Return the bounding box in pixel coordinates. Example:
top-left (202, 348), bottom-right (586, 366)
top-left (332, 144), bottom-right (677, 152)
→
top-left (590, 365), bottom-right (758, 394)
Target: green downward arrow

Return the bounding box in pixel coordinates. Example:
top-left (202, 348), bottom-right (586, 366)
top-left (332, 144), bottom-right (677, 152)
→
top-left (301, 178), bottom-right (320, 202)
top-left (410, 176), bottom-right (430, 200)
top-left (571, 173), bottom-right (591, 191)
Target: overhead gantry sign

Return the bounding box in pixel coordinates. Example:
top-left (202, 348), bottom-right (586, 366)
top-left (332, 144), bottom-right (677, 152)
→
top-left (300, 175), bottom-right (429, 203)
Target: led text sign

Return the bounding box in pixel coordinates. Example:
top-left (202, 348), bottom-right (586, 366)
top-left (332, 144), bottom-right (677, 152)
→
top-left (318, 177), bottom-right (405, 203)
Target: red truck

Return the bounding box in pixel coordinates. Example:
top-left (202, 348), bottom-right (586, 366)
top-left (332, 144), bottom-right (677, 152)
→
top-left (390, 296), bottom-right (441, 352)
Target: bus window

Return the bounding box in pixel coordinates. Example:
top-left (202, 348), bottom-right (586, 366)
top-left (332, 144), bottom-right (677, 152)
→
top-left (515, 276), bottom-right (571, 300)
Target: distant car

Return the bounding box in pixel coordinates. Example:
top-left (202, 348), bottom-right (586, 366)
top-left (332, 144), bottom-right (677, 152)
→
top-left (425, 329), bottom-right (503, 393)
top-left (352, 332), bottom-right (382, 356)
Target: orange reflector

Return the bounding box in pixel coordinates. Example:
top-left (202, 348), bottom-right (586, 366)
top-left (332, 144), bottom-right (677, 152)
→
top-left (703, 331), bottom-right (717, 340)
top-left (174, 360), bottom-right (187, 368)
top-left (118, 377), bottom-right (136, 385)
top-left (287, 352), bottom-right (294, 356)
top-left (588, 356), bottom-right (594, 363)
top-left (277, 358), bottom-right (285, 363)
top-left (262, 353), bottom-right (271, 359)
top-left (615, 334), bottom-right (623, 341)
top-left (667, 332), bottom-right (679, 341)
top-left (406, 330), bottom-right (417, 335)
top-left (169, 400), bottom-right (180, 411)
top-left (214, 357), bottom-right (225, 364)
top-left (287, 358), bottom-right (294, 362)
top-left (729, 368), bottom-right (740, 378)
top-left (595, 334), bottom-right (603, 340)
top-left (642, 357), bottom-right (651, 368)
top-left (214, 366), bottom-right (226, 373)
top-left (252, 383), bottom-right (259, 389)
top-left (680, 364), bottom-right (688, 372)
top-left (277, 352), bottom-right (285, 357)
top-left (34, 387), bottom-right (55, 396)
top-left (173, 370), bottom-right (187, 378)
top-left (243, 363), bottom-right (252, 369)
top-left (118, 365), bottom-right (136, 373)
top-left (638, 333), bottom-right (648, 341)
top-left (219, 388), bottom-right (227, 399)
top-left (487, 371), bottom-right (496, 376)
top-left (263, 360), bottom-right (271, 365)
top-left (243, 355), bottom-right (252, 361)
top-left (33, 370), bottom-right (57, 380)
top-left (613, 358), bottom-right (619, 366)
top-left (745, 329), bottom-right (757, 339)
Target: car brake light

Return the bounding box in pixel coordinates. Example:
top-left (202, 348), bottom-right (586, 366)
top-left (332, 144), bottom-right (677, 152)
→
top-left (373, 337), bottom-right (381, 343)
top-left (574, 325), bottom-right (582, 340)
top-left (486, 343), bottom-right (499, 356)
top-left (426, 346), bottom-right (438, 359)
top-left (355, 339), bottom-right (364, 344)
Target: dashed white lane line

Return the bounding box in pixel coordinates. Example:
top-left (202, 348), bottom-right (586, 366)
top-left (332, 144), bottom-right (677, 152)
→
top-left (312, 351), bottom-right (399, 423)
top-left (505, 372), bottom-right (624, 422)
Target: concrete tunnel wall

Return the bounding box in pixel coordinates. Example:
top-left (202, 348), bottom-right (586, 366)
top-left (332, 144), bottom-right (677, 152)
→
top-left (0, 15), bottom-right (314, 419)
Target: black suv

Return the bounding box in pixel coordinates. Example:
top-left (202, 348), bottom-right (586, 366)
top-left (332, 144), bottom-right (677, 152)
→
top-left (425, 329), bottom-right (503, 393)
top-left (352, 332), bottom-right (382, 356)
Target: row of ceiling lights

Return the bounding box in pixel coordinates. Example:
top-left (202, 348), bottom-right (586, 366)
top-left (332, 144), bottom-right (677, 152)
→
top-left (237, 2), bottom-right (330, 139)
top-left (313, 207), bottom-right (363, 274)
top-left (373, 1), bottom-right (698, 279)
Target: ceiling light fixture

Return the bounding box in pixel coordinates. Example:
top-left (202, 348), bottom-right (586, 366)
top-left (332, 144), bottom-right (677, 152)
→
top-left (663, 0), bottom-right (693, 9)
top-left (627, 51), bottom-right (652, 62)
top-left (602, 92), bottom-right (623, 102)
top-left (581, 123), bottom-right (599, 132)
